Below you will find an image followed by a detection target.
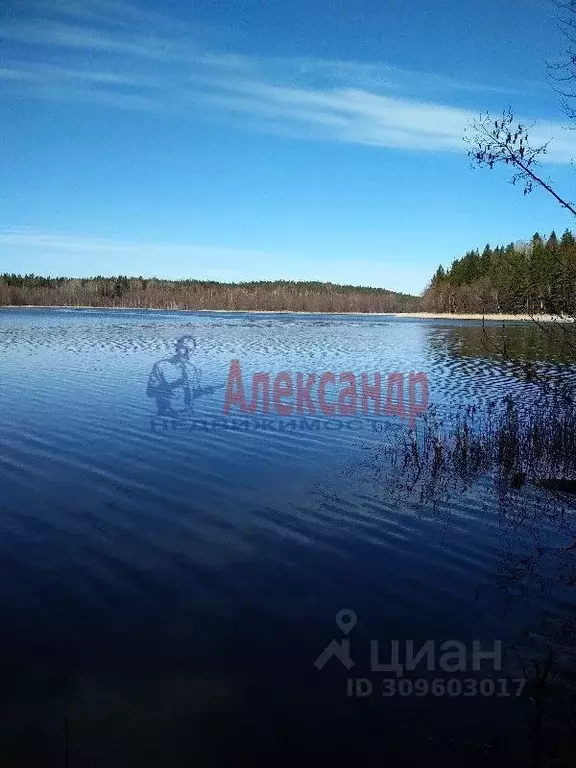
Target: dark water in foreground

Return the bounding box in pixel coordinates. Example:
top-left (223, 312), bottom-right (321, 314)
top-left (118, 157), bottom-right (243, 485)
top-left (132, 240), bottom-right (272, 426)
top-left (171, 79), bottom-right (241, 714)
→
top-left (0, 308), bottom-right (574, 766)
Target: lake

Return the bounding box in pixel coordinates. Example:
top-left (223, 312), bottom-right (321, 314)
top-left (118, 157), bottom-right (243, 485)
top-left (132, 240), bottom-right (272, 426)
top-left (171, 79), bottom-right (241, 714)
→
top-left (0, 308), bottom-right (574, 766)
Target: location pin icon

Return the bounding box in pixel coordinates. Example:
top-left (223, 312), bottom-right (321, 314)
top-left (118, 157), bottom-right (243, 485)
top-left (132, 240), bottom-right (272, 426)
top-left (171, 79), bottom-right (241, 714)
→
top-left (335, 609), bottom-right (357, 635)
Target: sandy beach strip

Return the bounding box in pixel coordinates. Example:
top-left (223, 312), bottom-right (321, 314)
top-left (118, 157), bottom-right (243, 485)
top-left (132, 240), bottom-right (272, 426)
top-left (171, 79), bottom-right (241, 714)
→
top-left (386, 312), bottom-right (575, 322)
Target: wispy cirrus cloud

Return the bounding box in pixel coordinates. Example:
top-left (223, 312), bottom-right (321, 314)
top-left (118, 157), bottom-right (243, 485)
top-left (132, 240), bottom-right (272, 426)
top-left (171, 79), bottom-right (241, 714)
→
top-left (0, 230), bottom-right (432, 291)
top-left (1, 0), bottom-right (574, 163)
top-left (0, 230), bottom-right (271, 261)
top-left (0, 230), bottom-right (273, 282)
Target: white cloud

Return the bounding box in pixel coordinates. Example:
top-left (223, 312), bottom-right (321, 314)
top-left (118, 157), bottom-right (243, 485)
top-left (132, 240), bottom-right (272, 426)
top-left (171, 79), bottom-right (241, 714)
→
top-left (0, 230), bottom-right (274, 263)
top-left (1, 0), bottom-right (574, 163)
top-left (0, 231), bottom-right (424, 293)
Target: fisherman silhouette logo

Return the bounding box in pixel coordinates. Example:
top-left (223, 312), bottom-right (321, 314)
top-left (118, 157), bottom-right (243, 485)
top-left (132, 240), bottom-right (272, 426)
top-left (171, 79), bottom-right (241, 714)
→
top-left (147, 335), bottom-right (218, 428)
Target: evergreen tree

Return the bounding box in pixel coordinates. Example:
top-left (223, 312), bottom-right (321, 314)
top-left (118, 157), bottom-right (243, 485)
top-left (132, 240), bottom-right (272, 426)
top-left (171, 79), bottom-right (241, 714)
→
top-left (422, 229), bottom-right (576, 314)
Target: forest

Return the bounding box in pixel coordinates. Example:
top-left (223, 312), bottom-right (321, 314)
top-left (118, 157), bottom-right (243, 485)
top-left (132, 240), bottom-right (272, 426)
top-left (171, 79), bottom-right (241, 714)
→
top-left (0, 274), bottom-right (419, 313)
top-left (423, 230), bottom-right (576, 315)
top-left (4, 229), bottom-right (576, 316)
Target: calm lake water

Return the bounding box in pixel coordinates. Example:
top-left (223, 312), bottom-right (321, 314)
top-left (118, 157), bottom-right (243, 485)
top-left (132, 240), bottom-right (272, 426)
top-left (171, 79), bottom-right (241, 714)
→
top-left (0, 308), bottom-right (574, 766)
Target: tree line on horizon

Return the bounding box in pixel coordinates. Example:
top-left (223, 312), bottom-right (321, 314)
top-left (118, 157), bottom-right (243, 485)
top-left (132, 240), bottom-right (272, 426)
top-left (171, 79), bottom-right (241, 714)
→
top-left (6, 230), bottom-right (576, 316)
top-left (0, 274), bottom-right (419, 313)
top-left (423, 230), bottom-right (576, 315)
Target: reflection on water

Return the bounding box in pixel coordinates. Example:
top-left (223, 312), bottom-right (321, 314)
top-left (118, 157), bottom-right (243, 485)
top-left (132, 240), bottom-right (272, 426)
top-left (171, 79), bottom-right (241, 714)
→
top-left (0, 308), bottom-right (575, 766)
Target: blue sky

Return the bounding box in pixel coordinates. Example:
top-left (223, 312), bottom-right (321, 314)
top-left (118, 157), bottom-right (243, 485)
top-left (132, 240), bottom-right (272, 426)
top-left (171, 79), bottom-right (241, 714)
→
top-left (2, 0), bottom-right (576, 294)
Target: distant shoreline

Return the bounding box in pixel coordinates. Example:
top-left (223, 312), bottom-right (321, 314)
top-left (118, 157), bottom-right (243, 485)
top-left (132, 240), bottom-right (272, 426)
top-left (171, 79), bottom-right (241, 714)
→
top-left (0, 306), bottom-right (573, 322)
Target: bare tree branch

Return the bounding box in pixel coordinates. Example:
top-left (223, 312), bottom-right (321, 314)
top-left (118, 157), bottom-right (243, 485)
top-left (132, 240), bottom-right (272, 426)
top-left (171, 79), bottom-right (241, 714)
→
top-left (465, 109), bottom-right (576, 216)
